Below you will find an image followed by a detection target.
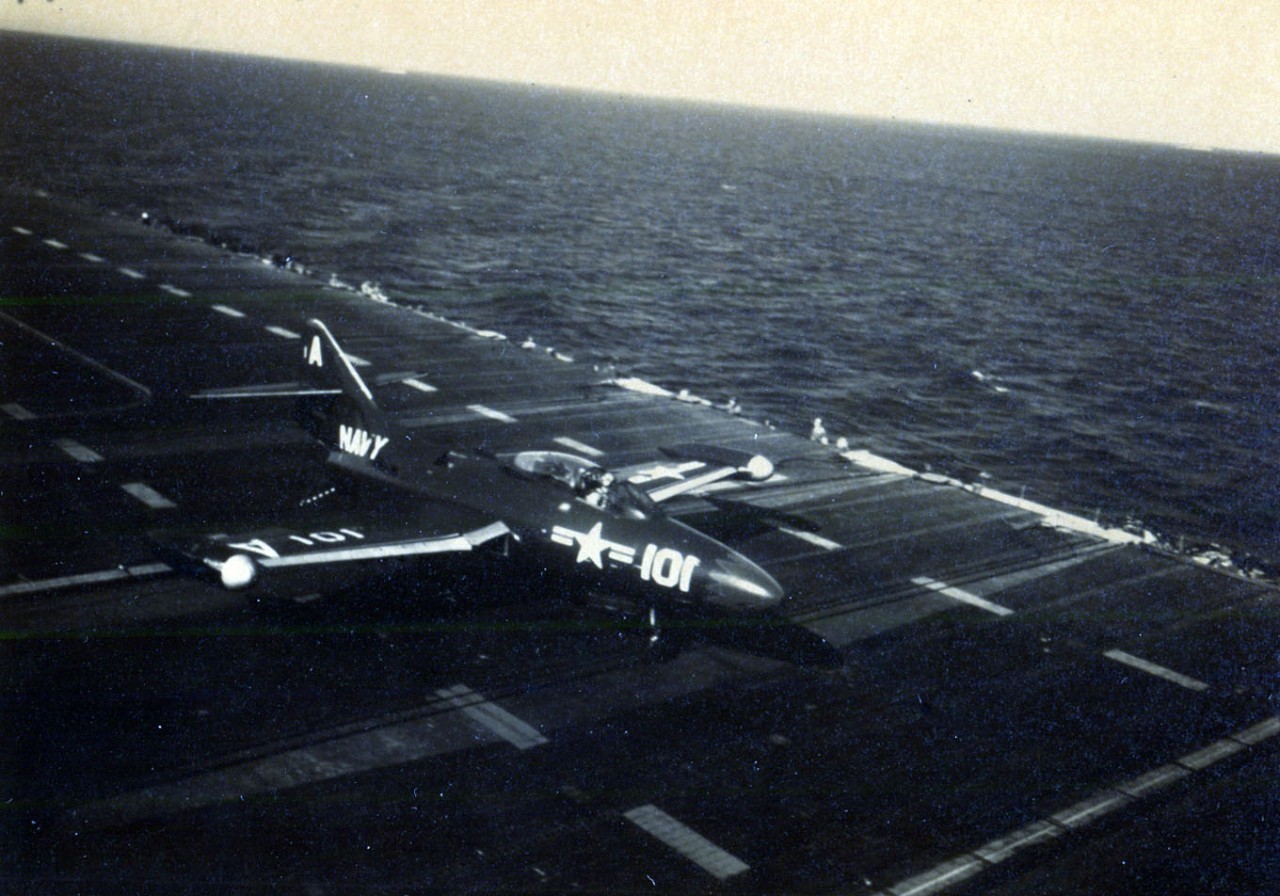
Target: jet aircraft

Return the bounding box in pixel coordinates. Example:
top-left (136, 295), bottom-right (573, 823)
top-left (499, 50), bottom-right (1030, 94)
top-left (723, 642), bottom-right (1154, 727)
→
top-left (165, 320), bottom-right (786, 634)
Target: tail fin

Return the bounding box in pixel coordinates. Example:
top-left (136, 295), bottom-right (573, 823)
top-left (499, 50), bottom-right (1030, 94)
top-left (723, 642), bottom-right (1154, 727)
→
top-left (297, 319), bottom-right (401, 472)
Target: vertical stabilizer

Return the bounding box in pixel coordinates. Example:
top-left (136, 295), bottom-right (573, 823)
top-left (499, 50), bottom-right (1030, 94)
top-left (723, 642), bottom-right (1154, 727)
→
top-left (297, 319), bottom-right (400, 471)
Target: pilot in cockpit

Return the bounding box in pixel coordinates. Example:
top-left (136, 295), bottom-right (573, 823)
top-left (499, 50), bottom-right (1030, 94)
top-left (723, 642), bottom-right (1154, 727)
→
top-left (576, 469), bottom-right (616, 508)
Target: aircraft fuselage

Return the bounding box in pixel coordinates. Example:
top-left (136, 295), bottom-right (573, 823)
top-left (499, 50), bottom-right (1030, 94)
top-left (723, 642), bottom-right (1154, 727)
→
top-left (396, 454), bottom-right (785, 615)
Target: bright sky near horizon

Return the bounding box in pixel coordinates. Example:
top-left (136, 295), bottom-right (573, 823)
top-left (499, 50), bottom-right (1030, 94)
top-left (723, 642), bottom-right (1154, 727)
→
top-left (3, 0), bottom-right (1278, 154)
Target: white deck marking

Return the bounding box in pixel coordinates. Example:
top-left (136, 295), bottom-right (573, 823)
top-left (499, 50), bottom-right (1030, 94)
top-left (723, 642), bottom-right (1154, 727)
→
top-left (54, 438), bottom-right (104, 463)
top-left (870, 716), bottom-right (1280, 896)
top-left (117, 266), bottom-right (146, 279)
top-left (647, 466), bottom-right (742, 502)
top-left (265, 325), bottom-right (300, 339)
top-left (1103, 649), bottom-right (1209, 692)
top-left (211, 304), bottom-right (246, 318)
top-left (0, 310), bottom-right (152, 403)
top-left (553, 436), bottom-right (604, 457)
top-left (911, 576), bottom-right (1014, 616)
top-left (78, 252), bottom-right (106, 263)
top-left (42, 238), bottom-right (68, 249)
top-left (2, 403), bottom-right (35, 420)
top-left (468, 404), bottom-right (516, 423)
top-left (777, 526), bottom-right (843, 551)
top-left (624, 804), bottom-right (750, 881)
top-left (0, 563), bottom-right (171, 598)
top-left (402, 377), bottom-right (437, 393)
top-left (889, 855), bottom-right (987, 896)
top-left (159, 283), bottom-right (192, 297)
top-left (100, 683), bottom-right (552, 820)
top-left (1049, 790), bottom-right (1130, 829)
top-left (121, 482), bottom-right (177, 509)
top-left (1116, 763), bottom-right (1189, 799)
top-left (435, 684), bottom-right (547, 750)
top-left (1232, 716), bottom-right (1280, 745)
top-left (1177, 737), bottom-right (1245, 770)
top-left (972, 820), bottom-right (1061, 864)
top-left (11, 226), bottom-right (33, 235)
top-left (343, 353), bottom-right (371, 367)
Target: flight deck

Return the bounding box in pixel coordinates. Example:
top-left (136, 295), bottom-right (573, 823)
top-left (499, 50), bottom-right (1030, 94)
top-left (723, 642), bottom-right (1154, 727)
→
top-left (3, 187), bottom-right (1278, 893)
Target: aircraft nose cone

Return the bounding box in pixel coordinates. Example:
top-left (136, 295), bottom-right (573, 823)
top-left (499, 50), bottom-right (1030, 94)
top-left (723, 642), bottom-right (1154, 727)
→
top-left (705, 555), bottom-right (784, 612)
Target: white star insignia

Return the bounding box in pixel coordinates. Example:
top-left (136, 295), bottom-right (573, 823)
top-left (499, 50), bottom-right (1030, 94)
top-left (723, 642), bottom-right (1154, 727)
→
top-left (573, 522), bottom-right (609, 569)
top-left (627, 461), bottom-right (704, 484)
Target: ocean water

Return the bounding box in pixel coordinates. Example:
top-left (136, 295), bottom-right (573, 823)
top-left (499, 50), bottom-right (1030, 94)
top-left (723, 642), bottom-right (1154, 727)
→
top-left (3, 33), bottom-right (1279, 564)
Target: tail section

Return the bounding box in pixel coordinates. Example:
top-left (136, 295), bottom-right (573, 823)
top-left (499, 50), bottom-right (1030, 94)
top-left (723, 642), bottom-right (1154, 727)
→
top-left (297, 319), bottom-right (401, 473)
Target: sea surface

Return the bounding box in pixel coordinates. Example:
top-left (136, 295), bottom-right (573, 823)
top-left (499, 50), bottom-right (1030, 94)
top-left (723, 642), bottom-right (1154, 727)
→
top-left (3, 33), bottom-right (1279, 565)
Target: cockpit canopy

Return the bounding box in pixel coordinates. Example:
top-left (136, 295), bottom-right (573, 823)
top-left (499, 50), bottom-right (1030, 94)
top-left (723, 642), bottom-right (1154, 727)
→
top-left (511, 450), bottom-right (599, 488)
top-left (509, 450), bottom-right (657, 519)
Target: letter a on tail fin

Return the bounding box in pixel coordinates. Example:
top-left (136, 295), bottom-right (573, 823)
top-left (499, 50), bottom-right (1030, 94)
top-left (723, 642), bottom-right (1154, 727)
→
top-left (300, 319), bottom-right (376, 404)
top-left (297, 319), bottom-right (401, 471)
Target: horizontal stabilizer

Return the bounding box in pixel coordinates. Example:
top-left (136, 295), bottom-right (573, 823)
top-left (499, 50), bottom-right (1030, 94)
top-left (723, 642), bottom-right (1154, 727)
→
top-left (192, 372), bottom-right (432, 400)
top-left (193, 383), bottom-right (341, 399)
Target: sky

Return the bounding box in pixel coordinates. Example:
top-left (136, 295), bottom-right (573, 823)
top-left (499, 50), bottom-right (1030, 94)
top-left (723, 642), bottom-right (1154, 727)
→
top-left (3, 0), bottom-right (1278, 154)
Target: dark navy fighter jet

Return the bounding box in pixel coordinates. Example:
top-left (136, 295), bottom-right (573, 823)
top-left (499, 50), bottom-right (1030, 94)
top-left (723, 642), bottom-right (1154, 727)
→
top-left (171, 320), bottom-right (784, 628)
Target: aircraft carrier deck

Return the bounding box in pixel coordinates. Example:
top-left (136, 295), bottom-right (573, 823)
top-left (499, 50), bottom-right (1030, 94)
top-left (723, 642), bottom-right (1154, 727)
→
top-left (4, 187), bottom-right (1278, 893)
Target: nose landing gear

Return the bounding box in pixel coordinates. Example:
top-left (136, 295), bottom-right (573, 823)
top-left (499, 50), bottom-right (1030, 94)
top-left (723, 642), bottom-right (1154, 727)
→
top-left (643, 604), bottom-right (683, 660)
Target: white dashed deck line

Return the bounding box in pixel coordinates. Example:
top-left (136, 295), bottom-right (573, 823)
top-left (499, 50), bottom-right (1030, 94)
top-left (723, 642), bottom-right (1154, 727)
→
top-left (870, 716), bottom-right (1280, 896)
top-left (777, 526), bottom-right (843, 551)
top-left (211, 304), bottom-right (246, 318)
top-left (911, 576), bottom-right (1014, 616)
top-left (1177, 737), bottom-right (1245, 770)
top-left (1115, 764), bottom-right (1189, 799)
top-left (120, 482), bottom-right (177, 509)
top-left (1049, 790), bottom-right (1130, 829)
top-left (11, 225), bottom-right (33, 235)
top-left (78, 252), bottom-right (106, 263)
top-left (117, 266), bottom-right (146, 280)
top-left (888, 855), bottom-right (986, 896)
top-left (159, 283), bottom-right (192, 297)
top-left (1231, 716), bottom-right (1280, 745)
top-left (265, 325), bottom-right (301, 340)
top-left (343, 353), bottom-right (371, 367)
top-left (1103, 649), bottom-right (1209, 692)
top-left (2, 403), bottom-right (36, 420)
top-left (624, 804), bottom-right (750, 881)
top-left (553, 436), bottom-right (604, 457)
top-left (971, 820), bottom-right (1061, 864)
top-left (54, 438), bottom-right (104, 463)
top-left (42, 238), bottom-right (69, 249)
top-left (402, 377), bottom-right (437, 393)
top-left (435, 685), bottom-right (548, 750)
top-left (468, 404), bottom-right (516, 423)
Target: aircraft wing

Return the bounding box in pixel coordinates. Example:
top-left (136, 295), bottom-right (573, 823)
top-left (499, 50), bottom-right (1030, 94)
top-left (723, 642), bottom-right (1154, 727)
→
top-left (156, 510), bottom-right (510, 590)
top-left (620, 443), bottom-right (777, 504)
